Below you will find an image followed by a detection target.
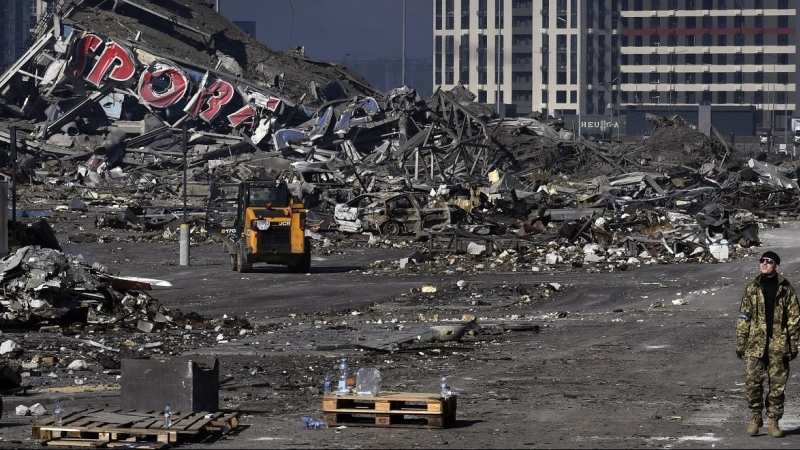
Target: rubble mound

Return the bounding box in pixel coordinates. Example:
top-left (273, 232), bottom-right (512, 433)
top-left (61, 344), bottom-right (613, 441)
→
top-left (634, 114), bottom-right (732, 169)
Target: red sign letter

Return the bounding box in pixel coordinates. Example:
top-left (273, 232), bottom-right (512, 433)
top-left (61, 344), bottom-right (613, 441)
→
top-left (137, 61), bottom-right (189, 108)
top-left (184, 73), bottom-right (235, 123)
top-left (67, 33), bottom-right (103, 78)
top-left (227, 104), bottom-right (256, 128)
top-left (85, 39), bottom-right (136, 87)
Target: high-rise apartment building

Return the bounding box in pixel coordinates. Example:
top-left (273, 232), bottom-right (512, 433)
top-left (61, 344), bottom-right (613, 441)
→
top-left (0, 0), bottom-right (48, 73)
top-left (433, 0), bottom-right (796, 135)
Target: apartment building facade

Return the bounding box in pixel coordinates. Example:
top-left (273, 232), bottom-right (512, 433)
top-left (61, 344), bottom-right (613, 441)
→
top-left (0, 0), bottom-right (48, 73)
top-left (433, 0), bottom-right (797, 136)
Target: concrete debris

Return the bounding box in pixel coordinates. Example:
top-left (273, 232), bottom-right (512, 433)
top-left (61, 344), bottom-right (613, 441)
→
top-left (0, 2), bottom-right (793, 272)
top-left (0, 3), bottom-right (797, 435)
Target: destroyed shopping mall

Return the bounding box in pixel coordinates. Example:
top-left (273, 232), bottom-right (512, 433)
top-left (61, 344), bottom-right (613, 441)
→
top-left (0, 1), bottom-right (799, 449)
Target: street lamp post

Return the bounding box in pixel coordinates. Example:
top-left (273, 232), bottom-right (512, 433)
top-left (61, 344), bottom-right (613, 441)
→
top-left (496, 34), bottom-right (501, 115)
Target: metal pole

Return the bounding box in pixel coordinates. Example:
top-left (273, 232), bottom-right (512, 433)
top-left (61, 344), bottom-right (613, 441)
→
top-left (287, 0), bottom-right (295, 53)
top-left (180, 123), bottom-right (190, 266)
top-left (401, 0), bottom-right (406, 86)
top-left (182, 123), bottom-right (188, 223)
top-left (496, 34), bottom-right (501, 115)
top-left (771, 63), bottom-right (776, 151)
top-left (9, 126), bottom-right (17, 225)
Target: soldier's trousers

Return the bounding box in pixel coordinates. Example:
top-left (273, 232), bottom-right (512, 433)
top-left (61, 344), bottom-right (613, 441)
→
top-left (745, 355), bottom-right (790, 419)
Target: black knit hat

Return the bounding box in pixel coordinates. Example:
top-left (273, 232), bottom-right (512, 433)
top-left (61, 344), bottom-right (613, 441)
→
top-left (761, 251), bottom-right (781, 265)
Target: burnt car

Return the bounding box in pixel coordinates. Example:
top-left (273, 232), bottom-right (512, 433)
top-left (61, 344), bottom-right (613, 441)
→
top-left (333, 192), bottom-right (451, 236)
top-left (283, 162), bottom-right (350, 210)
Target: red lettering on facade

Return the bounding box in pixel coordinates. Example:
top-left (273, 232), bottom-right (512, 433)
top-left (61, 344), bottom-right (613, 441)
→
top-left (85, 39), bottom-right (136, 87)
top-left (185, 76), bottom-right (235, 122)
top-left (137, 61), bottom-right (189, 108)
top-left (67, 33), bottom-right (103, 78)
top-left (227, 105), bottom-right (256, 128)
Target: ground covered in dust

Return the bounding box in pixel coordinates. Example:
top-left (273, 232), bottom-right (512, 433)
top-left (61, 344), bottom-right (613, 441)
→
top-left (0, 221), bottom-right (799, 449)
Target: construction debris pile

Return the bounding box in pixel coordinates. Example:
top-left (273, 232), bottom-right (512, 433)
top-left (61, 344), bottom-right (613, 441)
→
top-left (0, 245), bottom-right (243, 334)
top-left (2, 0), bottom-right (800, 276)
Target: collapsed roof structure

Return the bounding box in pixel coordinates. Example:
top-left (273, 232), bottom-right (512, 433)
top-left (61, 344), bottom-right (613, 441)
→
top-left (0, 0), bottom-right (799, 276)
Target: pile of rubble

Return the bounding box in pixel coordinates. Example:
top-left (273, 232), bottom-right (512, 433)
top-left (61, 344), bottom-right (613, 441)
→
top-left (0, 1), bottom-right (799, 286)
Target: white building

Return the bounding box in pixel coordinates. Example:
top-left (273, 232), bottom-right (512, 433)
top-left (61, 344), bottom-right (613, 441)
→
top-left (433, 0), bottom-right (797, 134)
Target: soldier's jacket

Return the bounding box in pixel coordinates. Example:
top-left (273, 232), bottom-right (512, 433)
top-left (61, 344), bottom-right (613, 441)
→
top-left (737, 274), bottom-right (800, 358)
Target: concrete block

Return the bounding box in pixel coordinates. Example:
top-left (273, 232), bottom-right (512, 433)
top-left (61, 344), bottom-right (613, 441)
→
top-left (121, 357), bottom-right (219, 412)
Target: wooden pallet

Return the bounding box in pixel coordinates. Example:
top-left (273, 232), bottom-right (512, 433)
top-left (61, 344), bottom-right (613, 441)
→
top-left (322, 392), bottom-right (457, 428)
top-left (32, 408), bottom-right (239, 448)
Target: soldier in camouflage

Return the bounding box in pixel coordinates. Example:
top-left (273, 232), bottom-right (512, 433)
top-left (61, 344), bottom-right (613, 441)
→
top-left (737, 251), bottom-right (800, 438)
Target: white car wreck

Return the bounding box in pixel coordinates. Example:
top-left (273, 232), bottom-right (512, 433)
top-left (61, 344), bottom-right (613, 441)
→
top-left (334, 192), bottom-right (451, 236)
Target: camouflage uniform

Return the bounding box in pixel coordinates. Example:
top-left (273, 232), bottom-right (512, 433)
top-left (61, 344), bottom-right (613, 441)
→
top-left (737, 274), bottom-right (800, 420)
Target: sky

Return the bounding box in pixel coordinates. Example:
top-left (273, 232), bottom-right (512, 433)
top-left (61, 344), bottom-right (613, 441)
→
top-left (218, 0), bottom-right (433, 95)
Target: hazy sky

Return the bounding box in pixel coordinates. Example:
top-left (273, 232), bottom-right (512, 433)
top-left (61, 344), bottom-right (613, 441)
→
top-left (219, 0), bottom-right (433, 91)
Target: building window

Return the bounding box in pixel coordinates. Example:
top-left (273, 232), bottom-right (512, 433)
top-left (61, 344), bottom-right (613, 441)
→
top-left (461, 0), bottom-right (470, 28)
top-left (556, 90), bottom-right (567, 102)
top-left (717, 92), bottom-right (726, 104)
top-left (685, 92), bottom-right (696, 103)
top-left (478, 90), bottom-right (487, 103)
top-left (446, 0), bottom-right (454, 29)
top-left (778, 34), bottom-right (789, 45)
top-left (495, 0), bottom-right (504, 28)
top-left (570, 90), bottom-right (577, 103)
top-left (479, 0), bottom-right (488, 29)
top-left (436, 0), bottom-right (442, 30)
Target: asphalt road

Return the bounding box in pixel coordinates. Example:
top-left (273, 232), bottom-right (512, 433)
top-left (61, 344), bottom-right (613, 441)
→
top-left (2, 223), bottom-right (799, 449)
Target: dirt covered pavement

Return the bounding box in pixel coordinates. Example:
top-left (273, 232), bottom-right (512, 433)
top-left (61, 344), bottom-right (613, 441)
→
top-left (0, 221), bottom-right (798, 449)
top-left (1, 1), bottom-right (800, 448)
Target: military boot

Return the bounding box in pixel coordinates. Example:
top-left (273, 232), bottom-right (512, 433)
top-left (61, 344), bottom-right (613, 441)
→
top-left (768, 417), bottom-right (783, 438)
top-left (747, 412), bottom-right (763, 436)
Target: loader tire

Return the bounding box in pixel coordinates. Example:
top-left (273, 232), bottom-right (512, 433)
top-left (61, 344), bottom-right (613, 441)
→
top-left (237, 249), bottom-right (251, 273)
top-left (289, 238), bottom-right (312, 273)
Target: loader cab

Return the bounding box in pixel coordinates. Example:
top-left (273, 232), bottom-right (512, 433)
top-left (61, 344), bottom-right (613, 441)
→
top-left (235, 180), bottom-right (290, 227)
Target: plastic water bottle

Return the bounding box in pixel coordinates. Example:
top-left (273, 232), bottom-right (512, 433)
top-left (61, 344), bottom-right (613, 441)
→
top-left (53, 397), bottom-right (63, 425)
top-left (440, 374), bottom-right (450, 398)
top-left (338, 358), bottom-right (348, 393)
top-left (163, 403), bottom-right (172, 428)
top-left (323, 372), bottom-right (332, 395)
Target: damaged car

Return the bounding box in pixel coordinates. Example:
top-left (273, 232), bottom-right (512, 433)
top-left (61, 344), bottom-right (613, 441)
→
top-left (283, 162), bottom-right (351, 210)
top-left (333, 192), bottom-right (451, 236)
